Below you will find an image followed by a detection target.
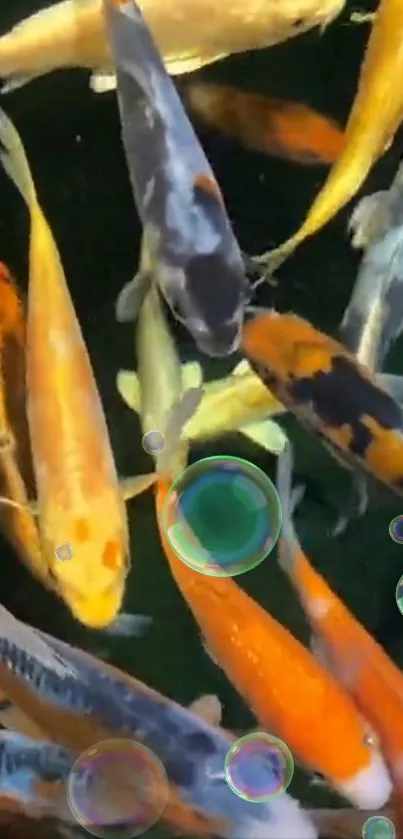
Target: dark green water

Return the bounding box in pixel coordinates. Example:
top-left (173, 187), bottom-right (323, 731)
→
top-left (0, 1), bottom-right (400, 837)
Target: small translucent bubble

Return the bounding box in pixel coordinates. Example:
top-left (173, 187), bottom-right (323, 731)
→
top-left (362, 815), bottom-right (396, 839)
top-left (55, 542), bottom-right (74, 561)
top-left (162, 455), bottom-right (282, 577)
top-left (225, 732), bottom-right (294, 802)
top-left (142, 430), bottom-right (165, 456)
top-left (67, 738), bottom-right (168, 838)
top-left (396, 575), bottom-right (403, 616)
top-left (389, 515), bottom-right (403, 544)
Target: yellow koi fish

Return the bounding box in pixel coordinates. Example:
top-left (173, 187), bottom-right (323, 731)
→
top-left (0, 107), bottom-right (155, 630)
top-left (254, 0), bottom-right (403, 275)
top-left (0, 0), bottom-right (346, 95)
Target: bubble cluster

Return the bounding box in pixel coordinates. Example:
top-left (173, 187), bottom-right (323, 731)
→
top-left (361, 815), bottom-right (396, 839)
top-left (142, 430), bottom-right (165, 456)
top-left (224, 732), bottom-right (294, 802)
top-left (67, 738), bottom-right (168, 838)
top-left (55, 542), bottom-right (74, 561)
top-left (389, 515), bottom-right (403, 544)
top-left (163, 455), bottom-right (281, 577)
top-left (396, 575), bottom-right (403, 616)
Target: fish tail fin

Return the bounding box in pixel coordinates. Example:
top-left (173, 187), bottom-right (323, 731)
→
top-left (0, 107), bottom-right (37, 211)
top-left (275, 444), bottom-right (304, 574)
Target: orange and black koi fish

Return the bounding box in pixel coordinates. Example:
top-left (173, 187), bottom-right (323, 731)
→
top-left (185, 83), bottom-right (344, 165)
top-left (242, 310), bottom-right (403, 506)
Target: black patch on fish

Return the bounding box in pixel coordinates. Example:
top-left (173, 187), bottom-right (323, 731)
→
top-left (164, 755), bottom-right (196, 788)
top-left (181, 731), bottom-right (217, 757)
top-left (289, 355), bottom-right (403, 446)
top-left (0, 699), bottom-right (12, 712)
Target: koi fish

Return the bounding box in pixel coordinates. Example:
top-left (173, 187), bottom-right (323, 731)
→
top-left (0, 265), bottom-right (46, 585)
top-left (253, 0), bottom-right (403, 275)
top-left (105, 0), bottom-right (249, 359)
top-left (0, 604), bottom-right (318, 839)
top-left (117, 246), bottom-right (204, 480)
top-left (0, 0), bottom-right (346, 96)
top-left (241, 309), bottom-right (403, 523)
top-left (116, 264), bottom-right (287, 459)
top-left (185, 83), bottom-right (344, 165)
top-left (155, 477), bottom-right (391, 810)
top-left (0, 106), bottom-right (158, 631)
top-left (276, 443), bottom-right (403, 831)
top-left (340, 160), bottom-right (403, 373)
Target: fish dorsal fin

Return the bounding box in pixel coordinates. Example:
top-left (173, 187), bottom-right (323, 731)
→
top-left (116, 370), bottom-right (141, 413)
top-left (181, 361), bottom-right (203, 390)
top-left (158, 387), bottom-right (203, 476)
top-left (232, 359), bottom-right (252, 376)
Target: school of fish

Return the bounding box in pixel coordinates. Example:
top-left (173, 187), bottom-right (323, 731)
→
top-left (0, 0), bottom-right (400, 837)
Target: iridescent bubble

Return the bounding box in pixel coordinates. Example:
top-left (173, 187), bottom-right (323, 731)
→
top-left (361, 815), bottom-right (396, 839)
top-left (396, 575), bottom-right (403, 616)
top-left (142, 430), bottom-right (165, 456)
top-left (225, 732), bottom-right (294, 802)
top-left (162, 456), bottom-right (281, 577)
top-left (55, 542), bottom-right (74, 561)
top-left (67, 739), bottom-right (168, 838)
top-left (389, 515), bottom-right (403, 544)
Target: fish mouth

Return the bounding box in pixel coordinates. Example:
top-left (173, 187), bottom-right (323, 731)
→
top-left (192, 322), bottom-right (242, 358)
top-left (66, 588), bottom-right (125, 630)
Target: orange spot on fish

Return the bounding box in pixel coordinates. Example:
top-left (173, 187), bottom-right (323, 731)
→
top-left (193, 173), bottom-right (224, 206)
top-left (102, 539), bottom-right (121, 570)
top-left (74, 518), bottom-right (90, 543)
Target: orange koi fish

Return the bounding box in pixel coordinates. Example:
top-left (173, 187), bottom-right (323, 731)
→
top-left (254, 0), bottom-right (403, 274)
top-left (0, 265), bottom-right (45, 584)
top-left (0, 107), bottom-right (155, 631)
top-left (155, 477), bottom-right (391, 809)
top-left (185, 83), bottom-right (344, 165)
top-left (276, 443), bottom-right (403, 832)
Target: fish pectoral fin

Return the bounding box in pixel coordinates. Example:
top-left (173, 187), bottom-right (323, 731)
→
top-left (1, 73), bottom-right (44, 95)
top-left (101, 613), bottom-right (152, 637)
top-left (116, 270), bottom-right (152, 323)
top-left (239, 419), bottom-right (288, 454)
top-left (188, 694), bottom-right (222, 726)
top-left (330, 473), bottom-right (368, 537)
top-left (158, 387), bottom-right (203, 474)
top-left (376, 372), bottom-right (403, 404)
top-left (116, 370), bottom-right (141, 413)
top-left (165, 52), bottom-right (227, 76)
top-left (231, 359), bottom-right (252, 376)
top-left (89, 70), bottom-right (117, 94)
top-left (348, 191), bottom-right (389, 249)
top-left (181, 361), bottom-right (203, 390)
top-left (0, 495), bottom-right (39, 516)
top-left (120, 473), bottom-right (156, 501)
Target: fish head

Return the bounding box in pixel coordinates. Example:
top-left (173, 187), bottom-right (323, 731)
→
top-left (49, 518), bottom-right (129, 630)
top-left (177, 251), bottom-right (246, 358)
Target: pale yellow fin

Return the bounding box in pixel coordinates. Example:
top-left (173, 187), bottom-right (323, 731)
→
top-left (120, 473), bottom-right (156, 501)
top-left (116, 370), bottom-right (141, 413)
top-left (232, 359), bottom-right (252, 376)
top-left (239, 419), bottom-right (287, 454)
top-left (0, 495), bottom-right (38, 516)
top-left (188, 694), bottom-right (222, 726)
top-left (89, 70), bottom-right (117, 94)
top-left (181, 361), bottom-right (203, 390)
top-left (165, 52), bottom-right (227, 76)
top-left (0, 108), bottom-right (37, 209)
